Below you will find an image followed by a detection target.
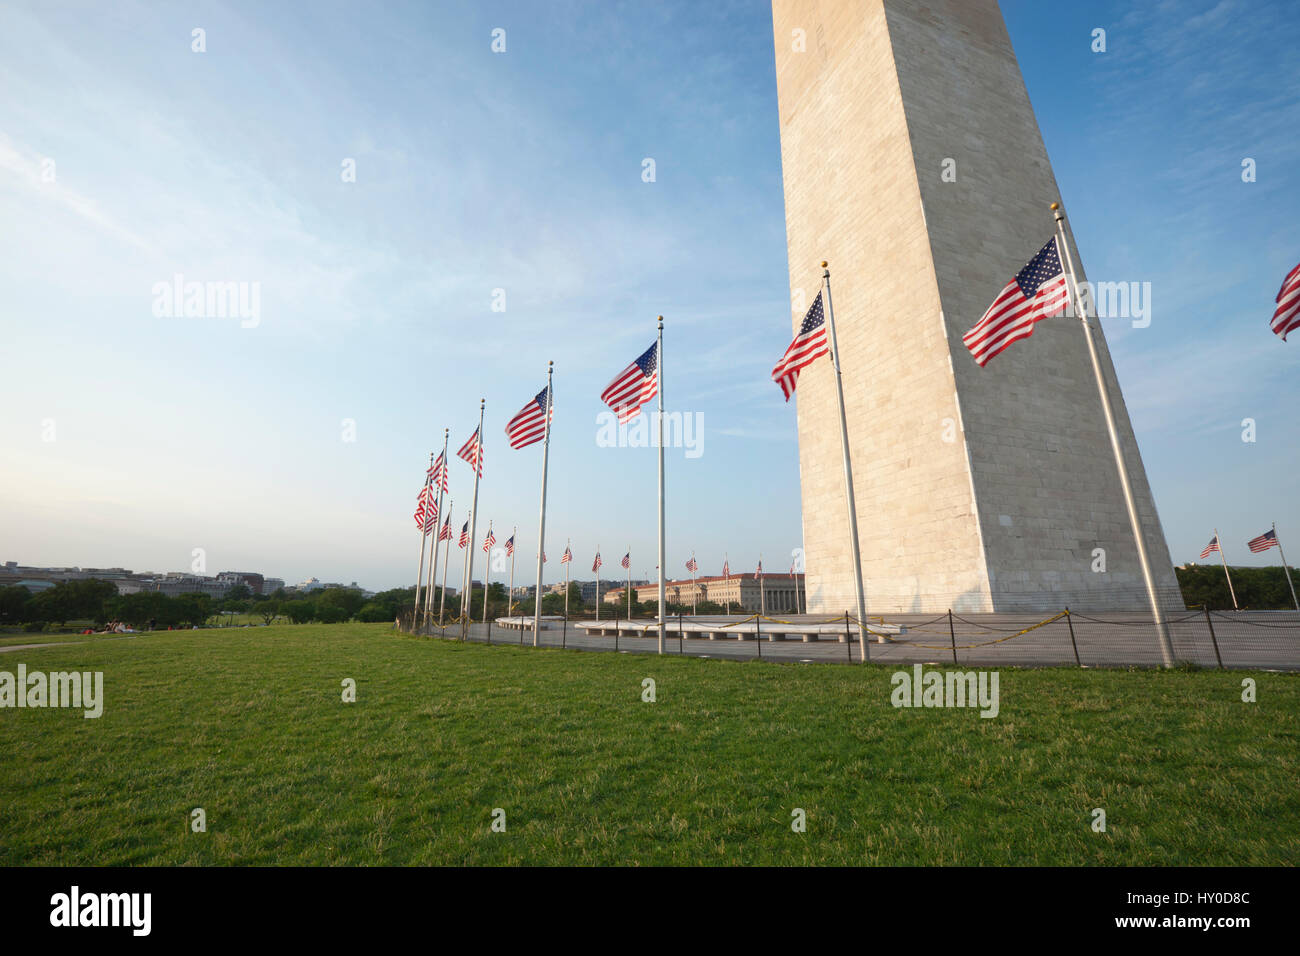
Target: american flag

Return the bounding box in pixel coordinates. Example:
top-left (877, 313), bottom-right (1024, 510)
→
top-left (543, 551), bottom-right (547, 563)
top-left (963, 236), bottom-right (1070, 367)
top-left (621, 552), bottom-right (630, 570)
top-left (685, 557), bottom-right (698, 573)
top-left (506, 386), bottom-right (553, 449)
top-left (771, 291), bottom-right (830, 401)
top-left (439, 515), bottom-right (453, 542)
top-left (1248, 529), bottom-right (1279, 553)
top-left (561, 547), bottom-right (572, 564)
top-left (600, 341), bottom-right (658, 424)
top-left (1271, 262), bottom-right (1300, 341)
top-left (1200, 535), bottom-right (1221, 559)
top-left (483, 527), bottom-right (496, 552)
top-left (428, 452), bottom-right (449, 492)
top-left (414, 483), bottom-right (436, 534)
top-left (722, 559), bottom-right (729, 578)
top-left (457, 427), bottom-right (484, 477)
top-left (592, 551), bottom-right (602, 573)
top-left (458, 520), bottom-right (469, 548)
top-left (755, 560), bottom-right (763, 579)
top-left (505, 533), bottom-right (514, 557)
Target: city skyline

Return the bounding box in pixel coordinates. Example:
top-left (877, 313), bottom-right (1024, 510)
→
top-left (2, 0), bottom-right (1297, 592)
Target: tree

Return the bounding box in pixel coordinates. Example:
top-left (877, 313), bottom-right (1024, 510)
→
top-left (0, 585), bottom-right (31, 624)
top-left (259, 599), bottom-right (281, 626)
top-left (283, 599), bottom-right (317, 624)
top-left (317, 587), bottom-right (365, 620)
top-left (173, 593), bottom-right (212, 627)
top-left (224, 583), bottom-right (253, 602)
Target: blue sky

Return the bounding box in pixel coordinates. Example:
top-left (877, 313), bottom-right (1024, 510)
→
top-left (1, 0), bottom-right (1296, 590)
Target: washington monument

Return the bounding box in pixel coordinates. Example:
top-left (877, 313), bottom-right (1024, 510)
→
top-left (772, 0), bottom-right (1178, 613)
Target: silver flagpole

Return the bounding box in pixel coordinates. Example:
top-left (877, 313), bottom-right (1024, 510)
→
top-left (439, 500), bottom-right (453, 625)
top-left (482, 520), bottom-right (493, 626)
top-left (1215, 528), bottom-right (1238, 611)
top-left (759, 555), bottom-right (765, 617)
top-left (627, 546), bottom-right (632, 622)
top-left (1052, 203), bottom-right (1174, 667)
top-left (691, 551), bottom-right (697, 615)
top-left (532, 363), bottom-right (553, 645)
top-left (595, 546), bottom-right (601, 623)
top-left (1274, 522), bottom-right (1300, 612)
top-left (413, 451), bottom-right (433, 625)
top-left (820, 263), bottom-right (871, 660)
top-left (508, 528), bottom-right (515, 617)
top-left (463, 400), bottom-right (485, 635)
top-left (657, 316), bottom-right (666, 655)
top-left (564, 538), bottom-right (571, 622)
top-left (424, 430), bottom-right (450, 629)
top-left (725, 552), bottom-right (730, 616)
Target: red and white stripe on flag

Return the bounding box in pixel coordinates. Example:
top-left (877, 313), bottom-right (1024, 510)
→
top-left (561, 547), bottom-right (572, 564)
top-left (601, 342), bottom-right (658, 424)
top-left (771, 291), bottom-right (829, 400)
top-left (1271, 262), bottom-right (1300, 341)
top-left (457, 428), bottom-right (484, 477)
top-left (428, 453), bottom-right (449, 491)
top-left (1247, 529), bottom-right (1278, 553)
top-left (1199, 536), bottom-right (1219, 559)
top-left (964, 236), bottom-right (1070, 367)
top-left (506, 386), bottom-right (553, 449)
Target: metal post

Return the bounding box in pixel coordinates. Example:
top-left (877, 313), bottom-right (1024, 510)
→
top-left (1053, 205), bottom-right (1174, 668)
top-left (948, 609), bottom-right (958, 665)
top-left (821, 264), bottom-right (870, 660)
top-left (425, 432), bottom-right (450, 628)
top-left (1203, 604), bottom-right (1224, 670)
top-left (462, 400), bottom-right (486, 640)
top-left (845, 612), bottom-right (852, 662)
top-left (1273, 523), bottom-right (1300, 612)
top-left (438, 501), bottom-right (452, 626)
top-left (533, 363), bottom-right (554, 645)
top-left (1065, 607), bottom-right (1081, 667)
top-left (678, 610), bottom-right (683, 654)
top-left (755, 611), bottom-right (762, 659)
top-left (1214, 528), bottom-right (1239, 611)
top-left (657, 316), bottom-right (666, 655)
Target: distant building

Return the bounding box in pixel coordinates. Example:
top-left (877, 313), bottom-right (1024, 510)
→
top-left (632, 574), bottom-right (805, 614)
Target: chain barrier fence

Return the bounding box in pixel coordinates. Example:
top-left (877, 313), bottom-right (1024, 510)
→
top-left (394, 602), bottom-right (1300, 670)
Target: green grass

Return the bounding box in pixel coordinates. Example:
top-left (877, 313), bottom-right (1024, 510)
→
top-left (1, 622), bottom-right (1296, 865)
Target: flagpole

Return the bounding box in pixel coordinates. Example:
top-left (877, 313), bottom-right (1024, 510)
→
top-left (508, 527), bottom-right (516, 617)
top-left (759, 554), bottom-right (765, 617)
top-left (1214, 528), bottom-right (1239, 611)
top-left (413, 451), bottom-right (433, 626)
top-left (821, 263), bottom-right (871, 660)
top-left (725, 552), bottom-right (731, 615)
top-left (656, 316), bottom-right (666, 655)
top-left (627, 546), bottom-right (632, 622)
top-left (1275, 522), bottom-right (1300, 611)
top-left (532, 362), bottom-right (553, 645)
top-left (424, 431), bottom-right (450, 628)
top-left (463, 400), bottom-right (485, 635)
top-left (564, 538), bottom-right (571, 622)
top-left (595, 546), bottom-right (601, 623)
top-left (691, 551), bottom-right (697, 615)
top-left (1052, 204), bottom-right (1174, 667)
top-left (482, 521), bottom-right (494, 626)
top-left (439, 500), bottom-right (453, 625)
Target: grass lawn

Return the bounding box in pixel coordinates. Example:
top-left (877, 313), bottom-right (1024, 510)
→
top-left (1, 621), bottom-right (1296, 865)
